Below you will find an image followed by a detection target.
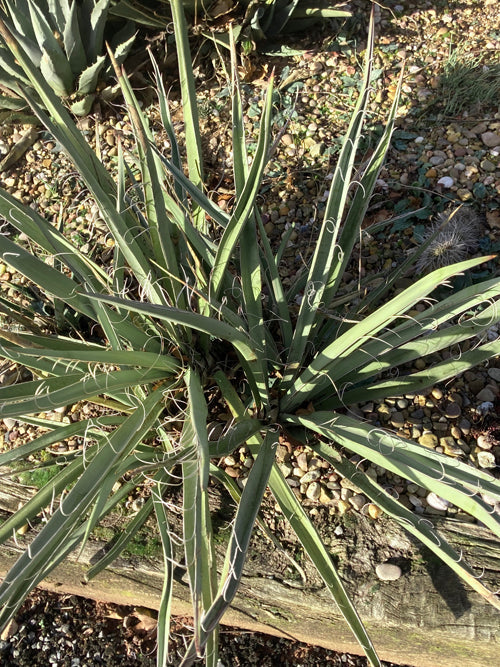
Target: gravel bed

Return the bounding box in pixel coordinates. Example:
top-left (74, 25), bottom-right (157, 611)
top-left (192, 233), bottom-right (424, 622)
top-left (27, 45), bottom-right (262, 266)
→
top-left (0, 589), bottom-right (414, 667)
top-left (0, 0), bottom-right (499, 664)
top-left (1, 0), bottom-right (498, 533)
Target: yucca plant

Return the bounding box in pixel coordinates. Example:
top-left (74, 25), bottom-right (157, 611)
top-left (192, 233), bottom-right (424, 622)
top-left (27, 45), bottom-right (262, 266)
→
top-left (0, 0), bottom-right (136, 115)
top-left (0, 4), bottom-right (500, 666)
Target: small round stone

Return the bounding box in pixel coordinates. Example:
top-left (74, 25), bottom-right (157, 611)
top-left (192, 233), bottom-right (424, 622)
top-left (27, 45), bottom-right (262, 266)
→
top-left (444, 402), bottom-right (461, 418)
top-left (487, 368), bottom-right (500, 382)
top-left (306, 482), bottom-right (321, 500)
top-left (477, 451), bottom-right (496, 469)
top-left (368, 504), bottom-right (382, 519)
top-left (296, 451), bottom-right (309, 471)
top-left (390, 411), bottom-right (405, 428)
top-left (349, 494), bottom-right (366, 511)
top-left (476, 387), bottom-right (496, 402)
top-left (481, 131), bottom-right (500, 148)
top-left (440, 436), bottom-right (463, 457)
top-left (426, 492), bottom-right (450, 511)
top-left (418, 433), bottom-right (438, 449)
top-left (301, 469), bottom-right (321, 484)
top-left (437, 176), bottom-right (454, 188)
top-left (375, 563), bottom-right (402, 581)
top-left (477, 434), bottom-right (493, 450)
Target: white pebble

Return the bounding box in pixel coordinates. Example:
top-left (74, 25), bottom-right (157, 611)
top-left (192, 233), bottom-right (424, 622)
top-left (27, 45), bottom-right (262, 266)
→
top-left (437, 176), bottom-right (454, 188)
top-left (477, 451), bottom-right (496, 469)
top-left (426, 492), bottom-right (450, 511)
top-left (375, 563), bottom-right (402, 581)
top-left (477, 434), bottom-right (493, 450)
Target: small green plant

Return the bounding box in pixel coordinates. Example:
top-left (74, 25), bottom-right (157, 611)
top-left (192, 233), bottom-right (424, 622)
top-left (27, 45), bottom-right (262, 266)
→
top-left (0, 0), bottom-right (136, 115)
top-left (0, 5), bottom-right (499, 667)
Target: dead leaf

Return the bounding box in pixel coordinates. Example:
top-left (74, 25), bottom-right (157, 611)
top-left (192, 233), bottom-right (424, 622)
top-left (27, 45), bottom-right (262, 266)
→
top-left (486, 210), bottom-right (500, 230)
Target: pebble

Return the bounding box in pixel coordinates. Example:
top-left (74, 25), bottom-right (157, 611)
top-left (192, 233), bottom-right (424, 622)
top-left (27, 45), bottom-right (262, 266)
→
top-left (319, 487), bottom-right (332, 505)
top-left (337, 499), bottom-right (350, 515)
top-left (440, 437), bottom-right (463, 457)
top-left (459, 418), bottom-right (471, 435)
top-left (296, 451), bottom-right (309, 472)
top-left (300, 469), bottom-right (321, 484)
top-left (418, 433), bottom-right (438, 449)
top-left (444, 402), bottom-right (461, 418)
top-left (476, 387), bottom-right (496, 402)
top-left (368, 504), bottom-right (382, 519)
top-left (481, 131), bottom-right (500, 148)
top-left (279, 463), bottom-right (293, 477)
top-left (130, 498), bottom-right (145, 512)
top-left (390, 411), bottom-right (405, 429)
top-left (426, 492), bottom-right (450, 511)
top-left (349, 494), bottom-right (366, 511)
top-left (477, 451), bottom-right (496, 469)
top-left (375, 563), bottom-right (402, 581)
top-left (477, 434), bottom-right (493, 450)
top-left (457, 188), bottom-right (472, 201)
top-left (487, 368), bottom-right (500, 382)
top-left (437, 176), bottom-right (454, 188)
top-left (481, 159), bottom-right (496, 172)
top-left (306, 482), bottom-right (321, 500)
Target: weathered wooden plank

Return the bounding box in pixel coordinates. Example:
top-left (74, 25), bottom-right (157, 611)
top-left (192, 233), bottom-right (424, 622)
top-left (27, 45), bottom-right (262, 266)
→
top-left (1, 490), bottom-right (498, 667)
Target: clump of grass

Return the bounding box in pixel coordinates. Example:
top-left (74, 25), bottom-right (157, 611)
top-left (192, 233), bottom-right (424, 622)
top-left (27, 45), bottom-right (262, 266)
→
top-left (415, 207), bottom-right (482, 274)
top-left (438, 45), bottom-right (500, 115)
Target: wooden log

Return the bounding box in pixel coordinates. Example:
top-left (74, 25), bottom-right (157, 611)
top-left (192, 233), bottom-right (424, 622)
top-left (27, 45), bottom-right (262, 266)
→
top-left (0, 481), bottom-right (498, 667)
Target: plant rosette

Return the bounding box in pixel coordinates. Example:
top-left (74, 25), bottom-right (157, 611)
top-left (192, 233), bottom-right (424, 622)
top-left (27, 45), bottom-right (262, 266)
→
top-left (0, 5), bottom-right (499, 667)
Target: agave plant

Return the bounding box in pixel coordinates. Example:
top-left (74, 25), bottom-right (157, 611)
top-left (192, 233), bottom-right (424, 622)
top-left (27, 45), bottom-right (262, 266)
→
top-left (110, 0), bottom-right (351, 51)
top-left (0, 3), bottom-right (499, 666)
top-left (0, 0), bottom-right (136, 115)
top-left (238, 0), bottom-right (351, 43)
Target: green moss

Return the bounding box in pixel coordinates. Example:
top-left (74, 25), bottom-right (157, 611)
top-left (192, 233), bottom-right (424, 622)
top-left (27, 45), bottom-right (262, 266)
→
top-left (124, 533), bottom-right (163, 559)
top-left (92, 525), bottom-right (116, 542)
top-left (18, 465), bottom-right (59, 489)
